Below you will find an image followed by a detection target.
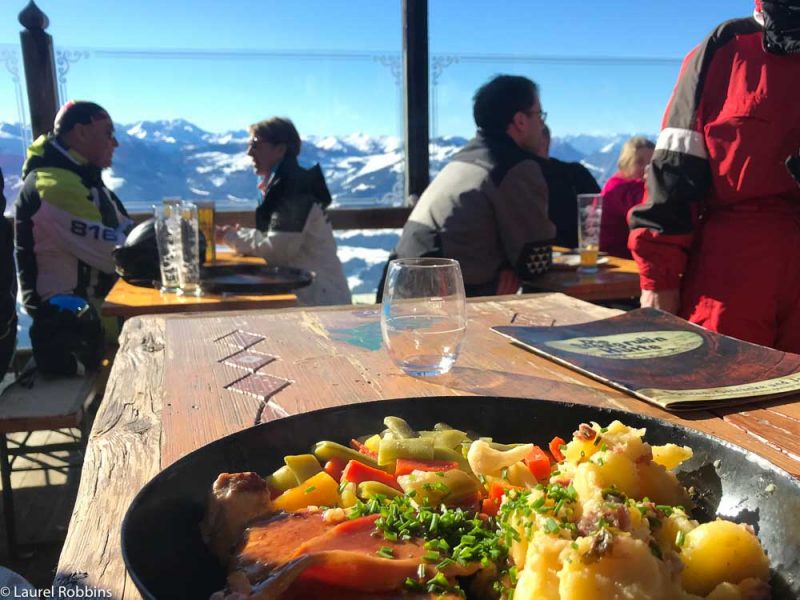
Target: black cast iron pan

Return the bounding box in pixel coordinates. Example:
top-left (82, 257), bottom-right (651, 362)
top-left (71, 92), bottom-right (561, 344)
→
top-left (121, 396), bottom-right (800, 599)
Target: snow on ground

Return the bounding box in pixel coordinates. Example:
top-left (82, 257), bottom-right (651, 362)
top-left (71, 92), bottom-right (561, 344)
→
top-left (337, 245), bottom-right (391, 265)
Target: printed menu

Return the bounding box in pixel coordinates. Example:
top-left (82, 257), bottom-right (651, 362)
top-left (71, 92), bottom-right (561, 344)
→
top-left (493, 308), bottom-right (800, 410)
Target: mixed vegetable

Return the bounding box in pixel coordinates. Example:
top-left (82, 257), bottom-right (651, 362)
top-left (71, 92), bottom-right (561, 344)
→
top-left (208, 417), bottom-right (772, 599)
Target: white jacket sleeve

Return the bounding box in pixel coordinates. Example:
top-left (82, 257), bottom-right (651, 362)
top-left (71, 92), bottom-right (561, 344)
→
top-left (223, 222), bottom-right (306, 265)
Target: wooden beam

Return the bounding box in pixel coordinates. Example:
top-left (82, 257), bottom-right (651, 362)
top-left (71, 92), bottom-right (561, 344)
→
top-left (402, 0), bottom-right (429, 204)
top-left (18, 1), bottom-right (59, 139)
top-left (128, 207), bottom-right (412, 231)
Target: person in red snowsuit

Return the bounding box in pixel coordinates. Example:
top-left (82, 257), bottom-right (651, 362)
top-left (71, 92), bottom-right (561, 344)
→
top-left (629, 0), bottom-right (800, 352)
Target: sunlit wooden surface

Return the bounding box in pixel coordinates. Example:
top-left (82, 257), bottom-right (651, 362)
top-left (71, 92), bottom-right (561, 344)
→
top-left (101, 251), bottom-right (297, 318)
top-left (56, 293), bottom-right (799, 597)
top-left (527, 247), bottom-right (641, 301)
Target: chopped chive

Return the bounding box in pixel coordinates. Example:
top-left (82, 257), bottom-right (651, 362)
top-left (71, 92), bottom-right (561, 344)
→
top-left (676, 530), bottom-right (686, 547)
top-left (304, 485), bottom-right (316, 494)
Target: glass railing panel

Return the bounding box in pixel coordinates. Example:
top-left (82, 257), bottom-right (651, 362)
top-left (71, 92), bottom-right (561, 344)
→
top-left (0, 44), bottom-right (31, 349)
top-left (0, 43), bottom-right (29, 206)
top-left (50, 45), bottom-right (405, 213)
top-left (428, 56), bottom-right (680, 186)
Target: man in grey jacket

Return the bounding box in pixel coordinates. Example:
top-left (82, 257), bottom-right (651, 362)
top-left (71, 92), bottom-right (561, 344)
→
top-left (384, 74), bottom-right (555, 298)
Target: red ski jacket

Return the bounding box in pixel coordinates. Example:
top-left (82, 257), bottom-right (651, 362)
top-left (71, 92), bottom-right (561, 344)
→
top-left (629, 9), bottom-right (800, 291)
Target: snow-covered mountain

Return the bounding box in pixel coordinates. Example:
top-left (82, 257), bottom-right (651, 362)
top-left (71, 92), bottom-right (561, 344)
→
top-left (0, 120), bottom-right (652, 213)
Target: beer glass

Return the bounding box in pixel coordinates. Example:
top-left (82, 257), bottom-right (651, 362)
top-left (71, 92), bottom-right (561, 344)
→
top-left (577, 193), bottom-right (603, 273)
top-left (195, 201), bottom-right (216, 263)
top-left (177, 201), bottom-right (201, 295)
top-left (380, 258), bottom-right (467, 376)
top-left (153, 203), bottom-right (182, 293)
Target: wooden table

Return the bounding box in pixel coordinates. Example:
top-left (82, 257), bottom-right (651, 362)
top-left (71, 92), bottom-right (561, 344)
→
top-left (525, 250), bottom-right (641, 302)
top-left (101, 252), bottom-right (297, 318)
top-left (55, 293), bottom-right (800, 596)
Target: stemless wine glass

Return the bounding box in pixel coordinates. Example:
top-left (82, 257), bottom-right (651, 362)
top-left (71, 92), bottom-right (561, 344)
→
top-left (380, 258), bottom-right (467, 376)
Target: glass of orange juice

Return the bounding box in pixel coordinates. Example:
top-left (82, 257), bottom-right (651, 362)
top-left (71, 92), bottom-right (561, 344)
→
top-left (577, 194), bottom-right (603, 273)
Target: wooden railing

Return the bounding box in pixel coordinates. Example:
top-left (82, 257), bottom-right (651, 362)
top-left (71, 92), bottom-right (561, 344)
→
top-left (129, 206), bottom-right (412, 231)
top-left (7, 207), bottom-right (412, 231)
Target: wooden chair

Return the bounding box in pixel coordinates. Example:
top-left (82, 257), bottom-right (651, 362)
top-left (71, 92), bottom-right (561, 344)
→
top-left (0, 365), bottom-right (103, 558)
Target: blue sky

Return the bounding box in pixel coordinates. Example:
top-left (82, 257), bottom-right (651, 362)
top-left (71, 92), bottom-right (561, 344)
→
top-left (0, 0), bottom-right (754, 137)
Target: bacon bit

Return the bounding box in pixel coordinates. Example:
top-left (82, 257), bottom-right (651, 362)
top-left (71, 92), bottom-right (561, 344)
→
top-left (349, 438), bottom-right (378, 459)
top-left (583, 528), bottom-right (613, 563)
top-left (574, 423), bottom-right (597, 441)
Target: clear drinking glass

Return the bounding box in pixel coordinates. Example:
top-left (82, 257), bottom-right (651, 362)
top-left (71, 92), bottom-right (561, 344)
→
top-left (577, 193), bottom-right (603, 273)
top-left (380, 258), bottom-right (467, 376)
top-left (153, 203), bottom-right (183, 293)
top-left (178, 201), bottom-right (201, 295)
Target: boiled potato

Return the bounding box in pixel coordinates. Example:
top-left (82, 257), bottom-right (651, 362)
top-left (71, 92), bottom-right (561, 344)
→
top-left (680, 520), bottom-right (769, 596)
top-left (636, 461), bottom-right (691, 507)
top-left (564, 436), bottom-right (601, 465)
top-left (592, 451), bottom-right (640, 499)
top-left (514, 533), bottom-right (568, 600)
top-left (652, 443), bottom-right (693, 470)
top-left (558, 535), bottom-right (684, 600)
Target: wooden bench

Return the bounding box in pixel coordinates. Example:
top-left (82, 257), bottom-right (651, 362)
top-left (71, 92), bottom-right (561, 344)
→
top-left (0, 367), bottom-right (103, 558)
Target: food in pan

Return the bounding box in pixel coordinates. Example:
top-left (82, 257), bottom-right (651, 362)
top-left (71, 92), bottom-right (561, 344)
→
top-left (201, 417), bottom-right (771, 599)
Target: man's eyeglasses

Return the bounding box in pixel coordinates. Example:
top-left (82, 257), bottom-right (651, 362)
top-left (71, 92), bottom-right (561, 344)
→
top-left (247, 138), bottom-right (261, 150)
top-left (525, 109), bottom-right (547, 122)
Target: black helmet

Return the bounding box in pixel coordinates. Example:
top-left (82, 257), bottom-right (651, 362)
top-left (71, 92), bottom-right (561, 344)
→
top-left (112, 218), bottom-right (207, 287)
top-left (31, 294), bottom-right (104, 376)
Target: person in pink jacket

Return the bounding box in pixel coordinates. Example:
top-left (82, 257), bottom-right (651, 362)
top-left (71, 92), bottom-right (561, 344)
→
top-left (599, 136), bottom-right (654, 258)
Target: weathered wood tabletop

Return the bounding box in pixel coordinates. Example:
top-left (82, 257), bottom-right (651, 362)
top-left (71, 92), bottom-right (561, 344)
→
top-left (55, 293), bottom-right (800, 597)
top-left (101, 251), bottom-right (297, 318)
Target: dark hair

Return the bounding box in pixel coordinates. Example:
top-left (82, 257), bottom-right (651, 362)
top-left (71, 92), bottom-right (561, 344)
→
top-left (473, 75), bottom-right (538, 134)
top-left (53, 100), bottom-right (110, 135)
top-left (249, 117), bottom-right (302, 157)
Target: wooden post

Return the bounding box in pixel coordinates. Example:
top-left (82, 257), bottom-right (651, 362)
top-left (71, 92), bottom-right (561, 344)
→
top-left (402, 0), bottom-right (429, 205)
top-left (18, 1), bottom-right (59, 139)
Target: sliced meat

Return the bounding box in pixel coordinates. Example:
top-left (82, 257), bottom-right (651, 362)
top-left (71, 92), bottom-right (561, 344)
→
top-left (220, 511), bottom-right (482, 598)
top-left (291, 515), bottom-right (481, 592)
top-left (233, 511), bottom-right (335, 584)
top-left (201, 472), bottom-right (273, 564)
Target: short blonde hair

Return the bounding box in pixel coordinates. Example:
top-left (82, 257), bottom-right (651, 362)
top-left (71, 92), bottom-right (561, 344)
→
top-left (617, 136), bottom-right (655, 178)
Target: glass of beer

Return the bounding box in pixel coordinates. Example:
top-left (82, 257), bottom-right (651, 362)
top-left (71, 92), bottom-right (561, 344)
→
top-left (577, 193), bottom-right (603, 273)
top-left (195, 201), bottom-right (216, 263)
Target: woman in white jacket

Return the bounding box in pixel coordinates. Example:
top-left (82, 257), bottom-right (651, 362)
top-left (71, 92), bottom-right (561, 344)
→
top-left (217, 117), bottom-right (351, 306)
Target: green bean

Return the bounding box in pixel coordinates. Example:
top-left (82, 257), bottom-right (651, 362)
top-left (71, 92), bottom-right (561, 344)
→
top-left (433, 446), bottom-right (473, 475)
top-left (265, 465), bottom-right (298, 492)
top-left (357, 481), bottom-right (403, 500)
top-left (440, 470), bottom-right (483, 503)
top-left (284, 454), bottom-right (323, 484)
top-left (383, 416), bottom-right (418, 439)
top-left (312, 441), bottom-right (385, 470)
top-left (420, 429), bottom-right (468, 449)
top-left (378, 436), bottom-right (434, 465)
